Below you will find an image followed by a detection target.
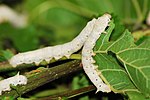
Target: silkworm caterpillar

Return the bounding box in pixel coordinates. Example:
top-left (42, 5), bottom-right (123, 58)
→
top-left (9, 18), bottom-right (97, 67)
top-left (0, 72), bottom-right (27, 95)
top-left (0, 5), bottom-right (27, 28)
top-left (146, 11), bottom-right (150, 26)
top-left (9, 14), bottom-right (111, 93)
top-left (82, 14), bottom-right (111, 93)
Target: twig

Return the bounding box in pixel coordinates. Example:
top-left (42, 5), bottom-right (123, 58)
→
top-left (0, 54), bottom-right (81, 72)
top-left (39, 85), bottom-right (96, 100)
top-left (0, 60), bottom-right (81, 99)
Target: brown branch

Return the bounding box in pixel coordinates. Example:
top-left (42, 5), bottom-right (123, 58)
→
top-left (0, 54), bottom-right (81, 72)
top-left (0, 60), bottom-right (82, 99)
top-left (0, 61), bottom-right (36, 72)
top-left (39, 85), bottom-right (96, 100)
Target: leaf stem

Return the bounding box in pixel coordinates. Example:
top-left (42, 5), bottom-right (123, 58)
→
top-left (131, 0), bottom-right (143, 23)
top-left (143, 0), bottom-right (148, 17)
top-left (31, 0), bottom-right (98, 20)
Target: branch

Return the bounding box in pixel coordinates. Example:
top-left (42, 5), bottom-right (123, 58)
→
top-left (0, 54), bottom-right (81, 72)
top-left (39, 85), bottom-right (96, 100)
top-left (0, 60), bottom-right (81, 99)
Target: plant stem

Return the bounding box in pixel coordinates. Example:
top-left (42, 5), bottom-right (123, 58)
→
top-left (0, 60), bottom-right (81, 99)
top-left (56, 0), bottom-right (98, 18)
top-left (31, 0), bottom-right (97, 20)
top-left (69, 54), bottom-right (82, 60)
top-left (143, 0), bottom-right (148, 17)
top-left (132, 29), bottom-right (150, 41)
top-left (131, 0), bottom-right (143, 23)
top-left (39, 85), bottom-right (95, 100)
top-left (0, 54), bottom-right (81, 72)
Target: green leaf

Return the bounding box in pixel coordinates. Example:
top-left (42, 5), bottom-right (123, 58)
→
top-left (94, 20), bottom-right (150, 97)
top-left (0, 24), bottom-right (39, 52)
top-left (116, 43), bottom-right (150, 97)
top-left (96, 29), bottom-right (135, 53)
top-left (94, 21), bottom-right (137, 93)
top-left (0, 50), bottom-right (14, 61)
top-left (138, 37), bottom-right (150, 49)
top-left (126, 91), bottom-right (150, 100)
top-left (94, 53), bottom-right (137, 93)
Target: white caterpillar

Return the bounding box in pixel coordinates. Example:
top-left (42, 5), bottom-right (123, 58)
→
top-left (9, 18), bottom-right (96, 67)
top-left (0, 5), bottom-right (27, 28)
top-left (146, 11), bottom-right (150, 26)
top-left (0, 72), bottom-right (27, 95)
top-left (82, 14), bottom-right (111, 93)
top-left (9, 14), bottom-right (111, 93)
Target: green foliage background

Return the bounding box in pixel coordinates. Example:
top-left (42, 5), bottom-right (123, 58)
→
top-left (0, 0), bottom-right (150, 100)
top-left (0, 0), bottom-right (149, 51)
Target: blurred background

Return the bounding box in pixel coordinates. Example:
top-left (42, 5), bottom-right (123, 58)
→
top-left (0, 0), bottom-right (149, 52)
top-left (0, 0), bottom-right (150, 99)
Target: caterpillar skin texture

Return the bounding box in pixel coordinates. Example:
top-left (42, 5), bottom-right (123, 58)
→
top-left (9, 18), bottom-right (97, 67)
top-left (82, 14), bottom-right (111, 93)
top-left (9, 14), bottom-right (111, 93)
top-left (0, 73), bottom-right (27, 95)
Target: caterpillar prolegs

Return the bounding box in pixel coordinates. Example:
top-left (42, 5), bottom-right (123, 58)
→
top-left (9, 14), bottom-right (111, 93)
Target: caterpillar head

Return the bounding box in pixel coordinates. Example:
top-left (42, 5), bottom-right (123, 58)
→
top-left (16, 72), bottom-right (27, 85)
top-left (103, 13), bottom-right (111, 19)
top-left (93, 14), bottom-right (111, 33)
top-left (10, 72), bottom-right (27, 86)
top-left (16, 75), bottom-right (27, 85)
